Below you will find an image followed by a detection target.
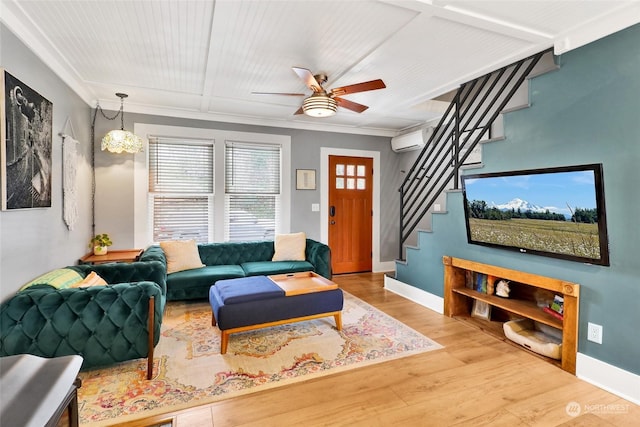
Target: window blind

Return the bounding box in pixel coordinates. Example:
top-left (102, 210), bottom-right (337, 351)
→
top-left (149, 138), bottom-right (214, 193)
top-left (225, 141), bottom-right (280, 194)
top-left (152, 196), bottom-right (209, 242)
top-left (149, 137), bottom-right (214, 243)
top-left (225, 141), bottom-right (281, 241)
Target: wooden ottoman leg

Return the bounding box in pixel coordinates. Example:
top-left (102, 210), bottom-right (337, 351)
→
top-left (220, 331), bottom-right (229, 354)
top-left (212, 313), bottom-right (217, 326)
top-left (334, 312), bottom-right (342, 331)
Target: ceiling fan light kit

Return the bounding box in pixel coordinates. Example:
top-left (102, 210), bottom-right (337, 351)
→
top-left (302, 94), bottom-right (338, 117)
top-left (253, 67), bottom-right (386, 118)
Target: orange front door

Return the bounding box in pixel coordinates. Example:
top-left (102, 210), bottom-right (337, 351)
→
top-left (328, 155), bottom-right (373, 274)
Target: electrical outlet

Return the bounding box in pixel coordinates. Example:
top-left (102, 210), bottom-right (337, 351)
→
top-left (588, 322), bottom-right (603, 344)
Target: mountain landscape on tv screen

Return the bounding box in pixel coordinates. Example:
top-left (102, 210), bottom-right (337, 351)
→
top-left (462, 164), bottom-right (609, 265)
top-left (490, 198), bottom-right (571, 220)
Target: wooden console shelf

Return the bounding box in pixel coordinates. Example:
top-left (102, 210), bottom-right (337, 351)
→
top-left (443, 256), bottom-right (580, 374)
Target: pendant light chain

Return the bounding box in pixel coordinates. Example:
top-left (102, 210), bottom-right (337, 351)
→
top-left (96, 101), bottom-right (123, 122)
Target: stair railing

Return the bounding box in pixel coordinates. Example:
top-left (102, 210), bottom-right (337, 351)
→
top-left (399, 50), bottom-right (548, 259)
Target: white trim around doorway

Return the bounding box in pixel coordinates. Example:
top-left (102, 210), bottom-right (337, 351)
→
top-left (320, 147), bottom-right (384, 272)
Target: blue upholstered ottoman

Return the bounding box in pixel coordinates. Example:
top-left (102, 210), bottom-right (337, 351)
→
top-left (209, 273), bottom-right (344, 353)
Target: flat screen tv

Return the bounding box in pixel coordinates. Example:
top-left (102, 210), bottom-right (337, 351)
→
top-left (462, 164), bottom-right (610, 266)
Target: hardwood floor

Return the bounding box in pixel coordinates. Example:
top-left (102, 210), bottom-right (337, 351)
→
top-left (120, 273), bottom-right (638, 427)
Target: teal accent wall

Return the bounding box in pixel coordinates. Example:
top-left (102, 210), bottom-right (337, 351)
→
top-left (397, 24), bottom-right (640, 375)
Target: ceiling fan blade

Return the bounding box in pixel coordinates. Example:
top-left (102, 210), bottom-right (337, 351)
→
top-left (330, 79), bottom-right (386, 97)
top-left (335, 97), bottom-right (369, 113)
top-left (292, 67), bottom-right (323, 92)
top-left (251, 92), bottom-right (305, 96)
top-left (293, 106), bottom-right (305, 115)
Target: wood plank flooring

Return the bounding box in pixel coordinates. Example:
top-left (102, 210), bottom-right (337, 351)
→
top-left (119, 273), bottom-right (638, 427)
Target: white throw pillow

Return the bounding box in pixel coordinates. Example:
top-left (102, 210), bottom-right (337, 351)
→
top-left (160, 239), bottom-right (205, 274)
top-left (272, 232), bottom-right (306, 261)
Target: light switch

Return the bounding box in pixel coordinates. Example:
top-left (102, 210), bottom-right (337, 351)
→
top-left (311, 203), bottom-right (320, 212)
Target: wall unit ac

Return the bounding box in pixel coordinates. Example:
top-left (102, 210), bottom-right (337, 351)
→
top-left (391, 127), bottom-right (431, 152)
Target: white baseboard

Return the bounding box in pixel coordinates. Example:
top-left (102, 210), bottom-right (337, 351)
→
top-left (383, 276), bottom-right (444, 314)
top-left (374, 260), bottom-right (396, 273)
top-left (576, 353), bottom-right (640, 405)
top-left (383, 278), bottom-right (639, 405)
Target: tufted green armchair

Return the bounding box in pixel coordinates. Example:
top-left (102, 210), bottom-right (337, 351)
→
top-left (0, 261), bottom-right (166, 379)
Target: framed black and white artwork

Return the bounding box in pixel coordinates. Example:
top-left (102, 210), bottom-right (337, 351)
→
top-left (1, 69), bottom-right (53, 210)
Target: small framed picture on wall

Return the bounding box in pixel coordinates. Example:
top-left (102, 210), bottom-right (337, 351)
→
top-left (296, 169), bottom-right (316, 190)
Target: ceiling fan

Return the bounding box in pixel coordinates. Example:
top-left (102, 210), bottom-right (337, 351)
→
top-left (252, 67), bottom-right (386, 117)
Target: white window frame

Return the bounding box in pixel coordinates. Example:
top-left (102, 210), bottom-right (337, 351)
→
top-left (133, 124), bottom-right (291, 248)
top-left (148, 137), bottom-right (215, 243)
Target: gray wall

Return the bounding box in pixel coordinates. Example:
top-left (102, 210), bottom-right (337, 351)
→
top-left (0, 19), bottom-right (404, 303)
top-left (93, 109), bottom-right (400, 262)
top-left (397, 24), bottom-right (640, 375)
top-left (0, 24), bottom-right (93, 301)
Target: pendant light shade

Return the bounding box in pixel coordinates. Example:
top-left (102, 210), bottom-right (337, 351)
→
top-left (101, 129), bottom-right (143, 153)
top-left (100, 93), bottom-right (143, 153)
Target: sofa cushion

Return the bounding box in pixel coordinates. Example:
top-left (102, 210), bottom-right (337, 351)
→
top-left (70, 271), bottom-right (108, 288)
top-left (198, 241), bottom-right (274, 265)
top-left (160, 239), bottom-right (205, 274)
top-left (272, 232), bottom-right (306, 261)
top-left (20, 268), bottom-right (83, 291)
top-left (167, 265), bottom-right (246, 300)
top-left (241, 260), bottom-right (314, 277)
top-left (215, 276), bottom-right (285, 304)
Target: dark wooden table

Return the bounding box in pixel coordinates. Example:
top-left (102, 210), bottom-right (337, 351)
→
top-left (0, 354), bottom-right (83, 427)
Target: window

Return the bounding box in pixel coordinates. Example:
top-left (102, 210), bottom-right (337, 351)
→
top-left (138, 125), bottom-right (290, 246)
top-left (335, 162), bottom-right (367, 191)
top-left (148, 137), bottom-right (214, 243)
top-left (225, 141), bottom-right (281, 241)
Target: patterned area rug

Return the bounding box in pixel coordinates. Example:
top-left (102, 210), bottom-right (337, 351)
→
top-left (78, 292), bottom-right (442, 426)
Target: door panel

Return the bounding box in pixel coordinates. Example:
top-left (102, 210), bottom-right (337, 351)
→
top-left (329, 155), bottom-right (373, 274)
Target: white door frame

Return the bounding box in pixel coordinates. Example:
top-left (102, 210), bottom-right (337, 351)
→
top-left (320, 147), bottom-right (383, 272)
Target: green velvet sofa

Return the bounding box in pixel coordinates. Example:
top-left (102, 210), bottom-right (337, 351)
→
top-left (140, 239), bottom-right (331, 301)
top-left (0, 261), bottom-right (166, 379)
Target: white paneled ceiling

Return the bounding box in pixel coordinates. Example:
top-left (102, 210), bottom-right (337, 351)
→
top-left (2, 0), bottom-right (639, 136)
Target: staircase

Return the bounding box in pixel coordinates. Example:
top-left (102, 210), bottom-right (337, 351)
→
top-left (397, 49), bottom-right (558, 263)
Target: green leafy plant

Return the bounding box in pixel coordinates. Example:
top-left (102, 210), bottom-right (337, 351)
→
top-left (89, 233), bottom-right (113, 248)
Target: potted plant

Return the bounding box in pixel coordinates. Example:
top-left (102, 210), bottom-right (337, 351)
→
top-left (89, 233), bottom-right (113, 255)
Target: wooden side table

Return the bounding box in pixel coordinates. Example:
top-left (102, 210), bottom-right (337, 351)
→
top-left (79, 248), bottom-right (143, 265)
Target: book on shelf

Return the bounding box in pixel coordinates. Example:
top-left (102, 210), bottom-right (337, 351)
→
top-left (465, 270), bottom-right (475, 289)
top-left (543, 306), bottom-right (564, 321)
top-left (475, 273), bottom-right (488, 293)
